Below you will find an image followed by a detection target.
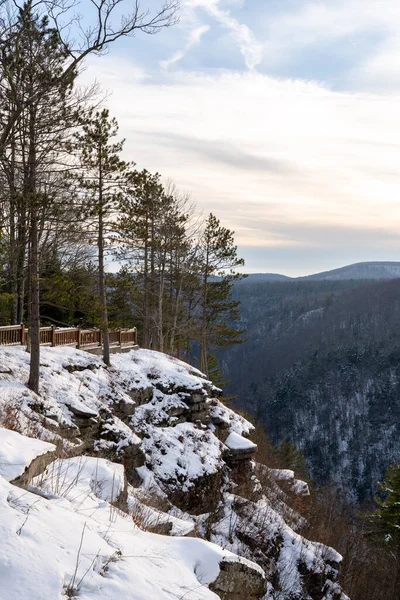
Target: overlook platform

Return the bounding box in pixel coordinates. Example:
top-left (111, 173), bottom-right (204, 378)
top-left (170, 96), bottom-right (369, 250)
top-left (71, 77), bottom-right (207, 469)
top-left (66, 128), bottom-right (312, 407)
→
top-left (0, 324), bottom-right (137, 351)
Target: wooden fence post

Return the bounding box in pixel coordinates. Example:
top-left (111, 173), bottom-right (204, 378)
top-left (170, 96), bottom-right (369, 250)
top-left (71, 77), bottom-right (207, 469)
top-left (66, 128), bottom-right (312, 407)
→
top-left (77, 326), bottom-right (81, 349)
top-left (20, 323), bottom-right (25, 345)
top-left (51, 325), bottom-right (56, 347)
top-left (118, 328), bottom-right (122, 346)
top-left (99, 329), bottom-right (102, 347)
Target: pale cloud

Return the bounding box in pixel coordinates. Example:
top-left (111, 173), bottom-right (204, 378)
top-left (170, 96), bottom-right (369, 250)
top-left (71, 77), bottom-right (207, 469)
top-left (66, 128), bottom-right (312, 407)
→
top-left (160, 24), bottom-right (210, 69)
top-left (77, 0), bottom-right (400, 274)
top-left (81, 56), bottom-right (400, 273)
top-left (259, 0), bottom-right (400, 91)
top-left (350, 37), bottom-right (400, 92)
top-left (184, 0), bottom-right (262, 70)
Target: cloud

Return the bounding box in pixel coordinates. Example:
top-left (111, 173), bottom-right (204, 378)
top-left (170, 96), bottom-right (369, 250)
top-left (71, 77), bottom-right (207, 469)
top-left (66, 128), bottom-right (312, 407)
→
top-left (350, 36), bottom-right (400, 92)
top-left (184, 0), bottom-right (262, 70)
top-left (141, 131), bottom-right (298, 174)
top-left (81, 51), bottom-right (400, 272)
top-left (160, 24), bottom-right (210, 69)
top-left (239, 233), bottom-right (400, 276)
top-left (256, 0), bottom-right (400, 91)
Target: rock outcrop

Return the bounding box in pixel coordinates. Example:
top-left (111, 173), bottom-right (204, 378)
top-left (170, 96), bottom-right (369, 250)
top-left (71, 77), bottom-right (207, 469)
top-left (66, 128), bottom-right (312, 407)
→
top-left (0, 346), bottom-right (349, 600)
top-left (210, 558), bottom-right (266, 600)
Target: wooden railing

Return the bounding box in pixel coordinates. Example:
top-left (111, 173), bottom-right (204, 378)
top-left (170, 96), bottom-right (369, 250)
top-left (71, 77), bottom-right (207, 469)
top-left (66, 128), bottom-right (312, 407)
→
top-left (0, 324), bottom-right (137, 349)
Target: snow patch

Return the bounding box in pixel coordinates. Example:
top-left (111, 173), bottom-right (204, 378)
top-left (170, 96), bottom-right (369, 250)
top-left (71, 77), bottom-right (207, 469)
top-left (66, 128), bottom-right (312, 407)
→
top-left (225, 431), bottom-right (257, 451)
top-left (0, 427), bottom-right (55, 482)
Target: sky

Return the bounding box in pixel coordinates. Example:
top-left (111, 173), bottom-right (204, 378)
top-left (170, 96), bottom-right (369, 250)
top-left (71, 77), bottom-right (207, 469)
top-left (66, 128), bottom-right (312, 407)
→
top-left (80, 0), bottom-right (400, 276)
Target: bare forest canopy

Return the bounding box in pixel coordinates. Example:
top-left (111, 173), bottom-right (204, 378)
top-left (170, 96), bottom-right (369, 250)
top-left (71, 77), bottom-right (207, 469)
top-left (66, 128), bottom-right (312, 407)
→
top-left (220, 276), bottom-right (400, 502)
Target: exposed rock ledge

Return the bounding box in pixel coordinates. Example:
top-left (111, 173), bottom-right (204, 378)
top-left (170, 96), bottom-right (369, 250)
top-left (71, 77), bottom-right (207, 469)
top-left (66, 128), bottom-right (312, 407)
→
top-left (0, 346), bottom-right (349, 600)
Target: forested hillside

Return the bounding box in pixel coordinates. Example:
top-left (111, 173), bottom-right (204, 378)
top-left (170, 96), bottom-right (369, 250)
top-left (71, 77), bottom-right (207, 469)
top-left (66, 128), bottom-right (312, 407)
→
top-left (221, 277), bottom-right (400, 500)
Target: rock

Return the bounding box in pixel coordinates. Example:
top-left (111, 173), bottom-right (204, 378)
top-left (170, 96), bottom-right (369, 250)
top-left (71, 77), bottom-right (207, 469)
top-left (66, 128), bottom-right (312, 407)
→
top-left (112, 398), bottom-right (136, 420)
top-left (64, 363), bottom-right (99, 373)
top-left (185, 392), bottom-right (206, 405)
top-left (11, 449), bottom-right (57, 489)
top-left (144, 521), bottom-right (173, 535)
top-left (209, 558), bottom-right (266, 600)
top-left (168, 471), bottom-right (223, 515)
top-left (65, 404), bottom-right (100, 451)
top-left (166, 404), bottom-right (188, 419)
top-left (123, 444), bottom-right (146, 487)
top-left (298, 563), bottom-right (343, 600)
top-left (127, 386), bottom-right (153, 406)
top-left (65, 403), bottom-right (98, 418)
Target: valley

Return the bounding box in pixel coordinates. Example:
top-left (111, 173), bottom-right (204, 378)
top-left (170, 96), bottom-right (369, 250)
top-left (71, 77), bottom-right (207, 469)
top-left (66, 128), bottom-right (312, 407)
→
top-left (221, 264), bottom-right (400, 500)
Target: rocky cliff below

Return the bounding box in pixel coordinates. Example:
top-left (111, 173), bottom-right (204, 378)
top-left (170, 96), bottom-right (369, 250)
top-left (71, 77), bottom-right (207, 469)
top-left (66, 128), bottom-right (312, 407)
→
top-left (0, 346), bottom-right (348, 600)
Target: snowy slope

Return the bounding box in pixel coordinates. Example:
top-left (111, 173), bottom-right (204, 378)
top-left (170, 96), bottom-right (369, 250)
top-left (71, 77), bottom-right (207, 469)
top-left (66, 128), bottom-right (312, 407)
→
top-left (0, 346), bottom-right (348, 600)
top-left (0, 451), bottom-right (261, 600)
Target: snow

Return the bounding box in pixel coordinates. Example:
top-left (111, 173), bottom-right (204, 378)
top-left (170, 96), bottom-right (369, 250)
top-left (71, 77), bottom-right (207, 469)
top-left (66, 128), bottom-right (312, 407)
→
top-left (224, 431), bottom-right (257, 451)
top-left (0, 448), bottom-right (262, 600)
top-left (31, 456), bottom-right (126, 503)
top-left (291, 478), bottom-right (310, 496)
top-left (0, 427), bottom-right (55, 482)
top-left (270, 469), bottom-right (295, 481)
top-left (0, 345), bottom-right (346, 600)
top-left (111, 348), bottom-right (209, 393)
top-left (208, 401), bottom-right (254, 437)
top-left (269, 469), bottom-right (310, 497)
top-left (141, 423), bottom-right (223, 492)
top-left (209, 492), bottom-right (345, 600)
top-left (127, 492), bottom-right (195, 536)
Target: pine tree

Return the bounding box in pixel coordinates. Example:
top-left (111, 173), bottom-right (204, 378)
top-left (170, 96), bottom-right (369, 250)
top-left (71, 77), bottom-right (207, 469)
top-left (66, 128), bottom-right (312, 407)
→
top-left (0, 0), bottom-right (178, 392)
top-left (374, 463), bottom-right (400, 546)
top-left (197, 213), bottom-right (245, 376)
top-left (0, 2), bottom-right (80, 393)
top-left (278, 441), bottom-right (309, 480)
top-left (116, 169), bottom-right (191, 353)
top-left (0, 0), bottom-right (178, 156)
top-left (373, 463), bottom-right (400, 596)
top-left (73, 109), bottom-right (127, 366)
top-left (107, 267), bottom-right (137, 329)
top-left (116, 169), bottom-right (163, 348)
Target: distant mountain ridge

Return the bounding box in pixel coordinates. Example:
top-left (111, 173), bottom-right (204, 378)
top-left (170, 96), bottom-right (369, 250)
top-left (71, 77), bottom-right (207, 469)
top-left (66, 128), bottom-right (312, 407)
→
top-left (301, 261), bottom-right (400, 281)
top-left (237, 272), bottom-right (291, 283)
top-left (242, 261), bottom-right (400, 283)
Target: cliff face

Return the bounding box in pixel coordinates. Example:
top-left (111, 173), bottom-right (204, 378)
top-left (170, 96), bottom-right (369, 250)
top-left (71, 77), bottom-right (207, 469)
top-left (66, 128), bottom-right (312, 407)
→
top-left (0, 347), bottom-right (348, 600)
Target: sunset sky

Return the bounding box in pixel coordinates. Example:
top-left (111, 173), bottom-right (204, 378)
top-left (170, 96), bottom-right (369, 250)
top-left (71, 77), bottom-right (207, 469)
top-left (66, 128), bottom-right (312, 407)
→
top-left (82, 0), bottom-right (400, 276)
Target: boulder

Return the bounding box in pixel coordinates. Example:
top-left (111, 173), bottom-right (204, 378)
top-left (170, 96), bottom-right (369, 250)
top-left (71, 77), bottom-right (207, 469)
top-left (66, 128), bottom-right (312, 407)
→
top-left (209, 558), bottom-right (266, 600)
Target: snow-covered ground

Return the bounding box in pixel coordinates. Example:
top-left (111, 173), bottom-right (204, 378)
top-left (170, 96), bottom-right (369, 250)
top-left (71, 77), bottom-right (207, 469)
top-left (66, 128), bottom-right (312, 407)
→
top-left (0, 427), bottom-right (55, 481)
top-left (0, 346), bottom-right (348, 600)
top-left (0, 437), bottom-right (262, 600)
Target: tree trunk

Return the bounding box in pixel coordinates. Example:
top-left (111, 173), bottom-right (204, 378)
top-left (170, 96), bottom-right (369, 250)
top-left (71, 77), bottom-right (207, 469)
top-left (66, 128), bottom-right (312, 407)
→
top-left (27, 94), bottom-right (40, 393)
top-left (158, 260), bottom-right (165, 353)
top-left (142, 226), bottom-right (150, 348)
top-left (16, 216), bottom-right (27, 324)
top-left (28, 210), bottom-right (40, 393)
top-left (150, 208), bottom-right (156, 349)
top-left (9, 193), bottom-right (18, 324)
top-left (98, 159), bottom-right (110, 366)
top-left (199, 250), bottom-right (209, 376)
top-left (9, 127), bottom-right (18, 323)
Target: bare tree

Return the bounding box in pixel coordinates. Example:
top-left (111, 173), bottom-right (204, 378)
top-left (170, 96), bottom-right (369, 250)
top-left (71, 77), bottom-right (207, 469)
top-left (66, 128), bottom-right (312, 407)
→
top-left (0, 0), bottom-right (179, 153)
